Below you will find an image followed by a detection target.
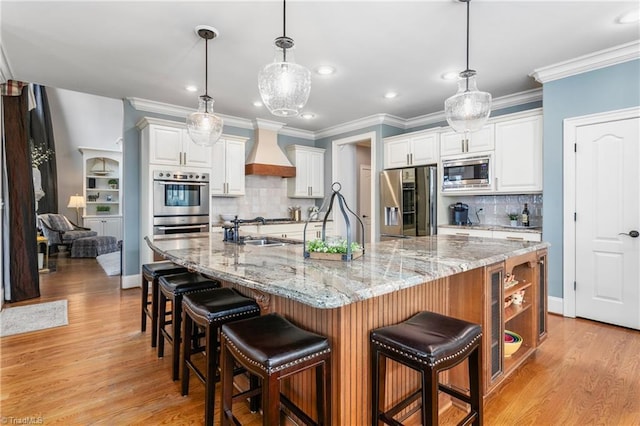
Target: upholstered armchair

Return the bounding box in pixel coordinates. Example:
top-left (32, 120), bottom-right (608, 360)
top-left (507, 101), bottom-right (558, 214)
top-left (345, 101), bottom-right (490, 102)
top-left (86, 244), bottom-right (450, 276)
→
top-left (37, 213), bottom-right (97, 249)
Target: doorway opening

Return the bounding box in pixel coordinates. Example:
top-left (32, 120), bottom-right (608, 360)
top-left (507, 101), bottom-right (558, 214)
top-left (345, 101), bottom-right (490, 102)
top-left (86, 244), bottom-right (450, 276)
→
top-left (331, 132), bottom-right (377, 244)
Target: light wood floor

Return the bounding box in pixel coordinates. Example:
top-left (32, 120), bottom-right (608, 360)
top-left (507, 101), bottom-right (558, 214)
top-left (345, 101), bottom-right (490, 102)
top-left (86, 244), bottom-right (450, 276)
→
top-left (1, 254), bottom-right (639, 425)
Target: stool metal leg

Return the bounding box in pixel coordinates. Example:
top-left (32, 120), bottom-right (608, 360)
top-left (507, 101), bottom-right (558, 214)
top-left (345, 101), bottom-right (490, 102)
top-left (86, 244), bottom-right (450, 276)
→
top-left (157, 291), bottom-right (167, 358)
top-left (150, 279), bottom-right (159, 348)
top-left (171, 294), bottom-right (183, 381)
top-left (181, 308), bottom-right (193, 396)
top-left (141, 276), bottom-right (148, 333)
top-left (469, 346), bottom-right (483, 426)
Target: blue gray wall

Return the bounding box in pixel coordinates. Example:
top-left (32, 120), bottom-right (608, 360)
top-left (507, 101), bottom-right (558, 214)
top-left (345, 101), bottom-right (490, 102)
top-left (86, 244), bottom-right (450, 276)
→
top-left (542, 59), bottom-right (640, 298)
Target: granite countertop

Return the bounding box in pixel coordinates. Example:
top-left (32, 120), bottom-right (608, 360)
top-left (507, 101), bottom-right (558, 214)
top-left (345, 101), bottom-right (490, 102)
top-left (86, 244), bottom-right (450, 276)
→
top-left (147, 234), bottom-right (549, 309)
top-left (212, 218), bottom-right (332, 227)
top-left (439, 224), bottom-right (542, 234)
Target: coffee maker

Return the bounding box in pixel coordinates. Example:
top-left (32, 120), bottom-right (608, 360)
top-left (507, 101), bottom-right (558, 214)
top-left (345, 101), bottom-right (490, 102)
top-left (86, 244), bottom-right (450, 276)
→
top-left (449, 203), bottom-right (470, 225)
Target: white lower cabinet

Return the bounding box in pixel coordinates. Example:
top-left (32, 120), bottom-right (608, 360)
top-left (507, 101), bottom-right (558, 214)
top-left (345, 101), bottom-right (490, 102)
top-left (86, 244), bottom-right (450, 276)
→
top-left (438, 226), bottom-right (541, 242)
top-left (253, 222), bottom-right (334, 241)
top-left (84, 217), bottom-right (123, 240)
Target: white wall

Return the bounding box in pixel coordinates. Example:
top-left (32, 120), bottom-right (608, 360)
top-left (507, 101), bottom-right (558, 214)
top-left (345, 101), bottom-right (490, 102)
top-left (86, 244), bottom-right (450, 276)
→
top-left (47, 88), bottom-right (123, 220)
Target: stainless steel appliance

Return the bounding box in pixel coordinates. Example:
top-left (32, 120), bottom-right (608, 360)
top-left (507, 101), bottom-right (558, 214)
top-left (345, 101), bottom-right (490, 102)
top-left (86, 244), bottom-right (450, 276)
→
top-left (442, 155), bottom-right (491, 192)
top-left (380, 166), bottom-right (437, 237)
top-left (153, 170), bottom-right (209, 235)
top-left (449, 202), bottom-right (470, 225)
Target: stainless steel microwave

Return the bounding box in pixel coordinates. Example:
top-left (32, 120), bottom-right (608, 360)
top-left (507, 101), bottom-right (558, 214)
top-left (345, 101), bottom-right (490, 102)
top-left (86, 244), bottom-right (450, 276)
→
top-left (442, 155), bottom-right (491, 191)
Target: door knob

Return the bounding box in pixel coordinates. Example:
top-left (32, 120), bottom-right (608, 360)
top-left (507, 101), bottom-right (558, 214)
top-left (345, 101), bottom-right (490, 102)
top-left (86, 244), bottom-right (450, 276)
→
top-left (619, 230), bottom-right (639, 238)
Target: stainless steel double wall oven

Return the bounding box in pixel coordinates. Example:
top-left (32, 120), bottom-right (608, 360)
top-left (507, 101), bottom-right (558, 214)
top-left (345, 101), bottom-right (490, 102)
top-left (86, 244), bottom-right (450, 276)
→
top-left (152, 170), bottom-right (209, 235)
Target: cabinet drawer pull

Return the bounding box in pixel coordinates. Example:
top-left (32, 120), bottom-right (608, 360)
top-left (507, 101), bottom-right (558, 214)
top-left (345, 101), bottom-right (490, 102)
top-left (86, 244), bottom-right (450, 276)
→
top-left (506, 236), bottom-right (525, 241)
top-left (455, 232), bottom-right (470, 236)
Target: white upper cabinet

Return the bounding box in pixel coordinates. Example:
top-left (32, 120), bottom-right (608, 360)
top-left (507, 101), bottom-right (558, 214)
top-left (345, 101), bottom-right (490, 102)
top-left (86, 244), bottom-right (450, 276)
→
top-left (144, 119), bottom-right (211, 169)
top-left (440, 124), bottom-right (494, 157)
top-left (383, 129), bottom-right (440, 169)
top-left (211, 136), bottom-right (247, 197)
top-left (286, 145), bottom-right (325, 198)
top-left (494, 114), bottom-right (543, 193)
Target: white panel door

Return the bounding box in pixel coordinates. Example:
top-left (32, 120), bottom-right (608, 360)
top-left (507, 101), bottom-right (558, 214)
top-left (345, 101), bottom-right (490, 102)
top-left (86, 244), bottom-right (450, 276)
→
top-left (575, 117), bottom-right (639, 330)
top-left (411, 133), bottom-right (438, 166)
top-left (495, 115), bottom-right (542, 192)
top-left (182, 129), bottom-right (212, 169)
top-left (225, 139), bottom-right (246, 196)
top-left (384, 138), bottom-right (411, 168)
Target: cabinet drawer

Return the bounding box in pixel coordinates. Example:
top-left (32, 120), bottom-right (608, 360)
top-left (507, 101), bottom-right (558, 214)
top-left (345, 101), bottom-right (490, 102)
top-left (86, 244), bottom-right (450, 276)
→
top-left (492, 230), bottom-right (541, 242)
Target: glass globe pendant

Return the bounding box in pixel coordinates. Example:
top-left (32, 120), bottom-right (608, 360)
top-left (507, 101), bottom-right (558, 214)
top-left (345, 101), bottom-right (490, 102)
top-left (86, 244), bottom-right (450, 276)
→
top-left (444, 0), bottom-right (491, 133)
top-left (258, 37), bottom-right (311, 117)
top-left (186, 95), bottom-right (223, 146)
top-left (186, 26), bottom-right (224, 147)
top-left (258, 0), bottom-right (311, 117)
top-left (445, 70), bottom-right (491, 133)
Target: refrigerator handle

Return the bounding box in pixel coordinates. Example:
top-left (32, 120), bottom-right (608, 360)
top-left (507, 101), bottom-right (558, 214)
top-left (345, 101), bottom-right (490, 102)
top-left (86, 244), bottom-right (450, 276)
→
top-left (429, 166), bottom-right (437, 235)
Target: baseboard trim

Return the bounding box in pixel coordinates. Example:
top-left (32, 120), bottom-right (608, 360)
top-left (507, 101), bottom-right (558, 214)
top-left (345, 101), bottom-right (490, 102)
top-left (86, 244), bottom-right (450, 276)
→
top-left (121, 274), bottom-right (141, 289)
top-left (548, 296), bottom-right (563, 315)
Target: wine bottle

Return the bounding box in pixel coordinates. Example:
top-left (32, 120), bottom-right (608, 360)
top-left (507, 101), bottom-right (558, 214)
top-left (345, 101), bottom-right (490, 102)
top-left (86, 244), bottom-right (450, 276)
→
top-left (521, 203), bottom-right (530, 227)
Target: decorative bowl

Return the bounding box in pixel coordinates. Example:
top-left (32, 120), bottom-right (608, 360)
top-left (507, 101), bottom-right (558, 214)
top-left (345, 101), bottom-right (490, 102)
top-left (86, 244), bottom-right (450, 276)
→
top-left (504, 330), bottom-right (523, 357)
top-left (220, 213), bottom-right (237, 222)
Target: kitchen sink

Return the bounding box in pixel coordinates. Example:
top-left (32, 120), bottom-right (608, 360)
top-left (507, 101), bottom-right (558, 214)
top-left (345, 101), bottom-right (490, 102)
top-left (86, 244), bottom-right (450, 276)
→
top-left (243, 238), bottom-right (288, 247)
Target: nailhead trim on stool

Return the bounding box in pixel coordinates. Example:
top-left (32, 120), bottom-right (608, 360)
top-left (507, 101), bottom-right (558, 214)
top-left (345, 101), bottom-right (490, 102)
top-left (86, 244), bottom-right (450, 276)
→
top-left (157, 272), bottom-right (220, 381)
top-left (141, 261), bottom-right (187, 347)
top-left (370, 311), bottom-right (483, 426)
top-left (181, 287), bottom-right (261, 426)
top-left (220, 313), bottom-right (332, 426)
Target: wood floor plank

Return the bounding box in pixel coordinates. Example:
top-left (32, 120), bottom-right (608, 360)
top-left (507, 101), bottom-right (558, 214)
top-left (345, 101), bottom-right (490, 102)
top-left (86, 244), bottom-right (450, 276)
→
top-left (1, 253), bottom-right (639, 425)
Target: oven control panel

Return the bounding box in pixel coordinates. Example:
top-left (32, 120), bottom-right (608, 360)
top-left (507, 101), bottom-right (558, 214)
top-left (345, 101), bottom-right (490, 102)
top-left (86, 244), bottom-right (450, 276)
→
top-left (153, 170), bottom-right (209, 182)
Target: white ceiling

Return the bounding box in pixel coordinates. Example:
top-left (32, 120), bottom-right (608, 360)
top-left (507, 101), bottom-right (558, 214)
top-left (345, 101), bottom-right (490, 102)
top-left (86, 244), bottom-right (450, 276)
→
top-left (2, 1), bottom-right (639, 133)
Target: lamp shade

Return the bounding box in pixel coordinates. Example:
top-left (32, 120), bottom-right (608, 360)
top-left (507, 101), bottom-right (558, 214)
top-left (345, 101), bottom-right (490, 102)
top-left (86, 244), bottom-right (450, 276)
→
top-left (186, 95), bottom-right (224, 146)
top-left (444, 73), bottom-right (492, 133)
top-left (258, 46), bottom-right (311, 117)
top-left (67, 195), bottom-right (86, 208)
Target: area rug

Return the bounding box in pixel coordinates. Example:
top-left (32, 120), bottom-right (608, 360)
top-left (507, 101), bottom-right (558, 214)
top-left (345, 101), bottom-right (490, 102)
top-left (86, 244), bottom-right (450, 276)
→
top-left (0, 300), bottom-right (68, 337)
top-left (96, 251), bottom-right (121, 276)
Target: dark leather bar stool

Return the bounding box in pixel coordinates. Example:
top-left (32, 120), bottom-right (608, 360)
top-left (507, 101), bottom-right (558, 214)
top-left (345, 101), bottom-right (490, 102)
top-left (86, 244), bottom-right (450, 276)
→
top-left (141, 261), bottom-right (187, 347)
top-left (220, 313), bottom-right (332, 426)
top-left (370, 311), bottom-right (483, 426)
top-left (181, 287), bottom-right (261, 426)
top-left (158, 272), bottom-right (220, 380)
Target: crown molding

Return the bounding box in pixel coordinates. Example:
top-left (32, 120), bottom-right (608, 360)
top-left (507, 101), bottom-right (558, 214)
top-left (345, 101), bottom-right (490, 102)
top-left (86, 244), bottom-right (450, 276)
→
top-left (530, 40), bottom-right (640, 83)
top-left (0, 45), bottom-right (14, 84)
top-left (126, 97), bottom-right (254, 130)
top-left (314, 113), bottom-right (406, 140)
top-left (129, 87), bottom-right (542, 142)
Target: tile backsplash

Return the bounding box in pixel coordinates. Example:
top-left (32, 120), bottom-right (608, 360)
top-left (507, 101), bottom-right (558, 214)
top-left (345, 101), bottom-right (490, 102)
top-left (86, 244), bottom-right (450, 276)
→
top-left (446, 194), bottom-right (543, 227)
top-left (210, 175), bottom-right (317, 223)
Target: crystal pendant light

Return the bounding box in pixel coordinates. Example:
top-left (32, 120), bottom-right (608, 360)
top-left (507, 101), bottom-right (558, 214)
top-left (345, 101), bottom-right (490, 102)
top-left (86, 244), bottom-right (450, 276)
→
top-left (186, 26), bottom-right (224, 147)
top-left (444, 0), bottom-right (491, 133)
top-left (258, 0), bottom-right (311, 117)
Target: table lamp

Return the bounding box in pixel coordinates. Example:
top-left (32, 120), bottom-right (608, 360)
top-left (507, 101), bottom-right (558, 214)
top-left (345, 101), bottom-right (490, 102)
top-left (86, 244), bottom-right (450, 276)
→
top-left (67, 194), bottom-right (86, 224)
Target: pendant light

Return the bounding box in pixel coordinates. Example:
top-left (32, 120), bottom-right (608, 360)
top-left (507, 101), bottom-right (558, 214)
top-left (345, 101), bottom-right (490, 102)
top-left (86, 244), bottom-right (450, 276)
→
top-left (258, 0), bottom-right (311, 117)
top-left (444, 0), bottom-right (491, 133)
top-left (186, 26), bottom-right (224, 147)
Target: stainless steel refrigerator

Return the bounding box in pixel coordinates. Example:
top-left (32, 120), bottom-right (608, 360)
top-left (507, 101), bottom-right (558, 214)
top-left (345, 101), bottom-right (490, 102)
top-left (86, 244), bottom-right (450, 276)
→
top-left (380, 166), bottom-right (437, 237)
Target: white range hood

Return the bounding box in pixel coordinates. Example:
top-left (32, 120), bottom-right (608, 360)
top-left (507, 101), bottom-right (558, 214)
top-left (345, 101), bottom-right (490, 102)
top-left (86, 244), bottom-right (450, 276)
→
top-left (245, 119), bottom-right (296, 178)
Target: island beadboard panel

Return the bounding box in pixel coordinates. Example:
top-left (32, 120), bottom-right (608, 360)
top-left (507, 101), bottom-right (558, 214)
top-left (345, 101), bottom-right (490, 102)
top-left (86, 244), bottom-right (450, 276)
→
top-left (225, 277), bottom-right (451, 425)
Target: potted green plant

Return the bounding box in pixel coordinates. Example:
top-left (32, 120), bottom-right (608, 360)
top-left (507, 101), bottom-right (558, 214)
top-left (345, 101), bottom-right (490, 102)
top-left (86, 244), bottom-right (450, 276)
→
top-left (508, 213), bottom-right (519, 227)
top-left (107, 179), bottom-right (118, 189)
top-left (306, 238), bottom-right (363, 261)
top-left (96, 205), bottom-right (111, 215)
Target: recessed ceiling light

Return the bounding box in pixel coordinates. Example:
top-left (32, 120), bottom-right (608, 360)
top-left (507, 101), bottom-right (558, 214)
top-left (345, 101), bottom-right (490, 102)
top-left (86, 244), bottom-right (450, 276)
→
top-left (253, 101), bottom-right (263, 107)
top-left (315, 65), bottom-right (336, 76)
top-left (300, 113), bottom-right (315, 119)
top-left (441, 72), bottom-right (459, 81)
top-left (617, 9), bottom-right (640, 24)
top-left (384, 92), bottom-right (398, 99)
top-left (185, 85), bottom-right (198, 92)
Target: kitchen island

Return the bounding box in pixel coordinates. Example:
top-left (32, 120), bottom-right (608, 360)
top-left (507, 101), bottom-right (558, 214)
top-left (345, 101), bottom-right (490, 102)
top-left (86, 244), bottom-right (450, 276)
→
top-left (147, 234), bottom-right (549, 425)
